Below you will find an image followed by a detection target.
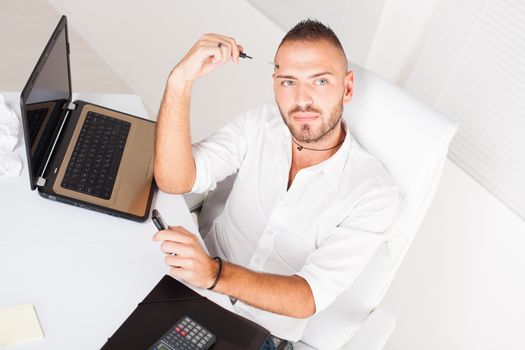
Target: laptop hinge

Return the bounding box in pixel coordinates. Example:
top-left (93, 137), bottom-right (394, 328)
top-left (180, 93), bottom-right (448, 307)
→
top-left (36, 177), bottom-right (46, 187)
top-left (36, 106), bottom-right (72, 187)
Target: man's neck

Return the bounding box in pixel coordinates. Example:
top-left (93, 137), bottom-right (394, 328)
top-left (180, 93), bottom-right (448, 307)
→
top-left (287, 123), bottom-right (346, 190)
top-left (290, 123), bottom-right (346, 169)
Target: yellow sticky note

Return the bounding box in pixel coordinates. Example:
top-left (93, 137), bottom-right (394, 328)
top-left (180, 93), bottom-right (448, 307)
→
top-left (0, 304), bottom-right (44, 346)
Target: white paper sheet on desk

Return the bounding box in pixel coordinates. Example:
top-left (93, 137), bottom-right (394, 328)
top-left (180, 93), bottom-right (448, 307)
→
top-left (0, 93), bottom-right (22, 176)
top-left (0, 304), bottom-right (44, 346)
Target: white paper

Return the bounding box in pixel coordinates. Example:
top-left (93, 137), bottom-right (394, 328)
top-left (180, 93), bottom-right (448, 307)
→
top-left (0, 93), bottom-right (22, 176)
top-left (0, 304), bottom-right (44, 346)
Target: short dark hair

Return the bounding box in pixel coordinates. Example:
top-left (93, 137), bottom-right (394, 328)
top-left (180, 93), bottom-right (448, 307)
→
top-left (278, 19), bottom-right (347, 66)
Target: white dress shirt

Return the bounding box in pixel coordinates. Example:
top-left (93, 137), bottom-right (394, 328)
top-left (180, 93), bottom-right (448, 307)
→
top-left (190, 101), bottom-right (400, 341)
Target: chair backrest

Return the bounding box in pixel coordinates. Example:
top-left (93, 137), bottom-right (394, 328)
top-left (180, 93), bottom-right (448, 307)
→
top-left (199, 61), bottom-right (457, 349)
top-left (298, 62), bottom-right (457, 349)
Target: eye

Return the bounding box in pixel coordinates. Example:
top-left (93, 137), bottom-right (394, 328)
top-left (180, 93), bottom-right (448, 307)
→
top-left (315, 78), bottom-right (328, 86)
top-left (281, 80), bottom-right (295, 87)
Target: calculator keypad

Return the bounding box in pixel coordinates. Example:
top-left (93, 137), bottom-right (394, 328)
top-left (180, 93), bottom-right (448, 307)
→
top-left (150, 316), bottom-right (216, 350)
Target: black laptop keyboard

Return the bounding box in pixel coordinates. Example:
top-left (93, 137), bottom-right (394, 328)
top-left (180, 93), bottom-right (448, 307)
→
top-left (61, 112), bottom-right (131, 200)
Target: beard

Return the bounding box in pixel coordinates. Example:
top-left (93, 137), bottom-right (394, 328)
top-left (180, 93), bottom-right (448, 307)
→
top-left (278, 101), bottom-right (344, 144)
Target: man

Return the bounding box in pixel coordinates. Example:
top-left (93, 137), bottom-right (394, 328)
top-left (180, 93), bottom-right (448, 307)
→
top-left (153, 20), bottom-right (400, 350)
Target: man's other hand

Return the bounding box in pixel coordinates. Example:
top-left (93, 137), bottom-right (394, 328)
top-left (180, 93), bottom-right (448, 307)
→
top-left (153, 226), bottom-right (219, 289)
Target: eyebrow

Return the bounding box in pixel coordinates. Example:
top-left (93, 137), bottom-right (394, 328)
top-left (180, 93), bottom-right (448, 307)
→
top-left (275, 71), bottom-right (335, 79)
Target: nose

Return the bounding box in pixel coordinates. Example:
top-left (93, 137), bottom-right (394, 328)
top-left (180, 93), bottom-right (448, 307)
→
top-left (294, 83), bottom-right (314, 108)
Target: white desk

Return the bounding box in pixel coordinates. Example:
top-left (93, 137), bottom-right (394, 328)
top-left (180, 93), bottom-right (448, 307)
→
top-left (0, 92), bottom-right (233, 349)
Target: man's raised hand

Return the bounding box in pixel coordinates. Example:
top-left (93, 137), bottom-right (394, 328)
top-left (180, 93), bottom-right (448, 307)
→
top-left (169, 33), bottom-right (244, 84)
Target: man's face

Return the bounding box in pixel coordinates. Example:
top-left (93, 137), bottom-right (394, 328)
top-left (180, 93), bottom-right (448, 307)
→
top-left (273, 39), bottom-right (354, 144)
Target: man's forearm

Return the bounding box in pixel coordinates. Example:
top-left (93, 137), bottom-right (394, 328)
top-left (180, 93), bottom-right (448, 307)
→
top-left (154, 76), bottom-right (195, 193)
top-left (154, 33), bottom-right (243, 193)
top-left (213, 261), bottom-right (316, 319)
top-left (153, 227), bottom-right (316, 318)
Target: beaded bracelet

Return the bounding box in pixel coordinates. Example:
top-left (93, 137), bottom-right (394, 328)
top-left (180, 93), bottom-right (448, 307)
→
top-left (207, 257), bottom-right (223, 290)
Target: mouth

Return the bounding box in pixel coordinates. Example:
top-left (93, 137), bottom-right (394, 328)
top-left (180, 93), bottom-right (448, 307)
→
top-left (291, 112), bottom-right (319, 122)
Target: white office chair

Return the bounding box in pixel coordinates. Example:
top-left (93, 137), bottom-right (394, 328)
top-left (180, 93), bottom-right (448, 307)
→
top-left (184, 61), bottom-right (458, 350)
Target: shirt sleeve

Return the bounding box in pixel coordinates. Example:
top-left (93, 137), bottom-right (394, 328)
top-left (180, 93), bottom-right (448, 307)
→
top-left (190, 109), bottom-right (258, 194)
top-left (295, 186), bottom-right (401, 314)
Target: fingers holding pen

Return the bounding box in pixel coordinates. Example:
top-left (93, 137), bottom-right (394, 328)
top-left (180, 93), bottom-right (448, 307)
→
top-left (153, 226), bottom-right (202, 259)
top-left (153, 225), bottom-right (195, 244)
top-left (203, 33), bottom-right (242, 64)
top-left (219, 36), bottom-right (241, 64)
top-left (160, 240), bottom-right (191, 255)
top-left (217, 41), bottom-right (229, 64)
top-left (195, 40), bottom-right (224, 64)
top-left (169, 33), bottom-right (244, 83)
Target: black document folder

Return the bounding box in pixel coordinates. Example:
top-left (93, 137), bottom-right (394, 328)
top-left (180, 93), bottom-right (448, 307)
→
top-left (102, 275), bottom-right (270, 349)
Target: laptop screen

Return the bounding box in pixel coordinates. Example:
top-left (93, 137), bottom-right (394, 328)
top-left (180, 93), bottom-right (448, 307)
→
top-left (21, 17), bottom-right (71, 189)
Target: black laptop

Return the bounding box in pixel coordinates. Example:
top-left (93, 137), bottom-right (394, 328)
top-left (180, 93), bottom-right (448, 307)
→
top-left (20, 15), bottom-right (155, 222)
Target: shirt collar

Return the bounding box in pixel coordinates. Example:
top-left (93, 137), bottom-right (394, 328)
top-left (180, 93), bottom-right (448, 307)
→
top-left (304, 121), bottom-right (352, 185)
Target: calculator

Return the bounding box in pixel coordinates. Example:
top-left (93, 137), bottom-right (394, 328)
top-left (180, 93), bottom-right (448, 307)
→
top-left (149, 316), bottom-right (216, 350)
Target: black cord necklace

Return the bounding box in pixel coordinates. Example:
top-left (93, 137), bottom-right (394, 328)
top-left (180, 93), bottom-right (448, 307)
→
top-left (292, 138), bottom-right (345, 151)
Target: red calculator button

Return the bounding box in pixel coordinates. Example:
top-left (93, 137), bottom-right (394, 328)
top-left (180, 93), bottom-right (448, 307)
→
top-left (180, 331), bottom-right (187, 337)
top-left (175, 327), bottom-right (181, 333)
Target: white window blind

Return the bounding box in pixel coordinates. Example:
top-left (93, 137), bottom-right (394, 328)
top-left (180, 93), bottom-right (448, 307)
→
top-left (404, 0), bottom-right (525, 221)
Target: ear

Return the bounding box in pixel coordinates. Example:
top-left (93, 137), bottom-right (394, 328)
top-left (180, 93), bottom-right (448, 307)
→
top-left (343, 70), bottom-right (354, 104)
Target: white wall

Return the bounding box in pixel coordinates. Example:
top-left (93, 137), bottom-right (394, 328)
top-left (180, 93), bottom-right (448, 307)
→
top-left (246, 0), bottom-right (449, 85)
top-left (0, 0), bottom-right (132, 95)
top-left (365, 0), bottom-right (448, 84)
top-left (247, 0), bottom-right (389, 67)
top-left (46, 0), bottom-right (282, 142)
top-left (43, 1), bottom-right (525, 349)
top-left (381, 159), bottom-right (525, 350)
